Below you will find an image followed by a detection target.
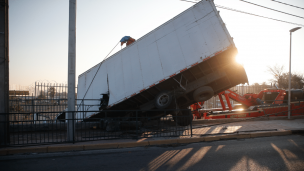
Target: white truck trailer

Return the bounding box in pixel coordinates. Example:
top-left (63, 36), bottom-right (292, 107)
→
top-left (76, 0), bottom-right (248, 125)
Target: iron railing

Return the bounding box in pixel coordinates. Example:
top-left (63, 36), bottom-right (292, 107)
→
top-left (0, 109), bottom-right (192, 147)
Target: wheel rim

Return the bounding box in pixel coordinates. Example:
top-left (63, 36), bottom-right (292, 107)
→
top-left (157, 94), bottom-right (169, 106)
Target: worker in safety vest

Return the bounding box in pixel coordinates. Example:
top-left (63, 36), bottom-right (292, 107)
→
top-left (120, 36), bottom-right (136, 46)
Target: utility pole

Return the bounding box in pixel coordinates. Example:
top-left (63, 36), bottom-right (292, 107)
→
top-left (67, 0), bottom-right (76, 142)
top-left (0, 0), bottom-right (9, 146)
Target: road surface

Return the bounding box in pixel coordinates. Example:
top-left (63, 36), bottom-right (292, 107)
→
top-left (1, 135), bottom-right (304, 171)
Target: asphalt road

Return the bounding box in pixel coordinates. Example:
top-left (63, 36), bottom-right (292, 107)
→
top-left (1, 135), bottom-right (304, 171)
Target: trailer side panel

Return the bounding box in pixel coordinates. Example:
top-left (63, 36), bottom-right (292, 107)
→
top-left (77, 0), bottom-right (238, 115)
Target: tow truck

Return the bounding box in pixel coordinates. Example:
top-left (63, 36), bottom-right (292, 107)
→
top-left (191, 87), bottom-right (304, 119)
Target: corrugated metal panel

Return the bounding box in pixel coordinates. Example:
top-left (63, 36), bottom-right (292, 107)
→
top-left (77, 73), bottom-right (86, 100)
top-left (106, 52), bottom-right (125, 104)
top-left (122, 45), bottom-right (144, 98)
top-left (157, 31), bottom-right (186, 77)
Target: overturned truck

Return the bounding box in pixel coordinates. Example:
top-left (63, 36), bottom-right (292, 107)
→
top-left (76, 0), bottom-right (248, 125)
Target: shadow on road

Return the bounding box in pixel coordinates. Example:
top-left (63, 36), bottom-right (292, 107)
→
top-left (138, 136), bottom-right (304, 171)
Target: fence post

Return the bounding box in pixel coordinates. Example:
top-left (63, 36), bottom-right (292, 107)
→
top-left (73, 111), bottom-right (75, 144)
top-left (175, 109), bottom-right (178, 136)
top-left (136, 111), bottom-right (138, 140)
top-left (190, 109), bottom-right (192, 137)
top-left (32, 95), bottom-right (34, 124)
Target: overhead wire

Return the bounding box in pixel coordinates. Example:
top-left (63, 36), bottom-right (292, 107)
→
top-left (180, 0), bottom-right (197, 3)
top-left (240, 0), bottom-right (304, 19)
top-left (215, 4), bottom-right (304, 27)
top-left (180, 0), bottom-right (304, 27)
top-left (271, 0), bottom-right (304, 10)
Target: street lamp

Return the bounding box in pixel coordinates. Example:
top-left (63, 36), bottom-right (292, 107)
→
top-left (288, 27), bottom-right (301, 119)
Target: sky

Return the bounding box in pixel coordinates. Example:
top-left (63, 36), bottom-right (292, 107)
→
top-left (9, 0), bottom-right (304, 89)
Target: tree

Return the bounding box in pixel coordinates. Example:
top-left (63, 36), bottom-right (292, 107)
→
top-left (251, 82), bottom-right (267, 86)
top-left (252, 83), bottom-right (260, 86)
top-left (48, 87), bottom-right (56, 99)
top-left (267, 65), bottom-right (304, 89)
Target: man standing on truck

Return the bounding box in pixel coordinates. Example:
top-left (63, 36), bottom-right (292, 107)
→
top-left (120, 36), bottom-right (136, 46)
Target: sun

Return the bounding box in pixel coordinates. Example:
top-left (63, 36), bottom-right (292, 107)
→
top-left (235, 53), bottom-right (244, 65)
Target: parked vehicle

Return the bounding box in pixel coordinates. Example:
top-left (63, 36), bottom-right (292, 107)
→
top-left (76, 0), bottom-right (248, 125)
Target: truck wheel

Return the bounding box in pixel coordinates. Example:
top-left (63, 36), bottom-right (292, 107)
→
top-left (154, 91), bottom-right (173, 109)
top-left (173, 110), bottom-right (192, 126)
top-left (193, 86), bottom-right (214, 102)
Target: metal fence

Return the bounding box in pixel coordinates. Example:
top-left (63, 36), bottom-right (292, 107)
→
top-left (0, 109), bottom-right (192, 147)
top-left (8, 98), bottom-right (101, 123)
top-left (34, 82), bottom-right (68, 99)
top-left (9, 98), bottom-right (67, 123)
top-left (9, 82), bottom-right (70, 124)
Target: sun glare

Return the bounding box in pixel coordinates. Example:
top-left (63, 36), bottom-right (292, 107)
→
top-left (235, 54), bottom-right (244, 65)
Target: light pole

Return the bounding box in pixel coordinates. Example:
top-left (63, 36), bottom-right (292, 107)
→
top-left (67, 0), bottom-right (77, 141)
top-left (288, 27), bottom-right (301, 119)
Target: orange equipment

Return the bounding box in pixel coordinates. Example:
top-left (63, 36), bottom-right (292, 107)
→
top-left (191, 102), bottom-right (204, 119)
top-left (217, 89), bottom-right (286, 111)
top-left (190, 88), bottom-right (287, 119)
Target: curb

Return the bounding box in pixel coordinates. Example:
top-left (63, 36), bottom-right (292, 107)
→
top-left (290, 129), bottom-right (304, 134)
top-left (193, 116), bottom-right (304, 124)
top-left (177, 137), bottom-right (205, 144)
top-left (0, 130), bottom-right (294, 156)
top-left (48, 145), bottom-right (84, 153)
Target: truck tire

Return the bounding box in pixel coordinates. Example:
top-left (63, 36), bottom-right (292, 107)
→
top-left (154, 91), bottom-right (173, 109)
top-left (193, 86), bottom-right (214, 102)
top-left (173, 110), bottom-right (192, 126)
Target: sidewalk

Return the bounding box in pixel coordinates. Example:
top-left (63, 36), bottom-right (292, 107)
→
top-left (1, 117), bottom-right (304, 156)
top-left (192, 117), bottom-right (304, 135)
